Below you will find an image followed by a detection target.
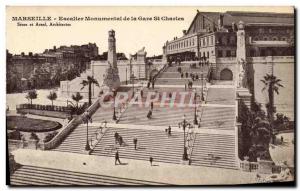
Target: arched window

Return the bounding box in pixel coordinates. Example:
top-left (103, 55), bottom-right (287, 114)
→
top-left (272, 36), bottom-right (278, 41)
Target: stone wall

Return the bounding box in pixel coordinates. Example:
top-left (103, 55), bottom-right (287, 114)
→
top-left (247, 56), bottom-right (294, 120)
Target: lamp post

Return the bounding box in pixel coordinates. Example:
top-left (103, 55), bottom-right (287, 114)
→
top-left (131, 74), bottom-right (135, 98)
top-left (125, 68), bottom-right (128, 85)
top-left (83, 111), bottom-right (91, 151)
top-left (193, 89), bottom-right (198, 125)
top-left (178, 115), bottom-right (192, 161)
top-left (112, 88), bottom-right (117, 121)
top-left (201, 73), bottom-right (204, 101)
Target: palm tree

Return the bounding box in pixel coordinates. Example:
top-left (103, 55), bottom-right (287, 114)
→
top-left (72, 92), bottom-right (83, 107)
top-left (47, 91), bottom-right (57, 106)
top-left (26, 90), bottom-right (37, 106)
top-left (80, 76), bottom-right (99, 106)
top-left (261, 74), bottom-right (283, 123)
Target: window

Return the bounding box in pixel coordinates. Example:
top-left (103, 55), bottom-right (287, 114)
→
top-left (207, 51), bottom-right (209, 58)
top-left (263, 37), bottom-right (268, 41)
top-left (272, 37), bottom-right (278, 41)
top-left (269, 28), bottom-right (272, 33)
top-left (218, 37), bottom-right (222, 45)
top-left (254, 37), bottom-right (259, 41)
top-left (281, 37), bottom-right (287, 41)
top-left (259, 28), bottom-right (264, 33)
top-left (250, 49), bottom-right (255, 57)
top-left (226, 50), bottom-right (231, 57)
top-left (231, 50), bottom-right (236, 57)
top-left (218, 50), bottom-right (223, 57)
top-left (260, 49), bottom-right (266, 57)
top-left (223, 37), bottom-right (227, 45)
top-left (230, 36), bottom-right (236, 44)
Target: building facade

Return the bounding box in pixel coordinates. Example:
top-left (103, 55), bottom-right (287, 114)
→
top-left (163, 10), bottom-right (294, 119)
top-left (6, 43), bottom-right (99, 93)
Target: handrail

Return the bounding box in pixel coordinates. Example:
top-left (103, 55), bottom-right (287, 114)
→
top-left (43, 97), bottom-right (101, 150)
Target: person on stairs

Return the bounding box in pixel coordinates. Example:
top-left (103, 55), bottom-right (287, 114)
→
top-left (133, 137), bottom-right (138, 150)
top-left (115, 150), bottom-right (122, 165)
top-left (168, 125), bottom-right (172, 137)
top-left (147, 110), bottom-right (152, 119)
top-left (114, 132), bottom-right (119, 144)
top-left (149, 157), bottom-right (153, 166)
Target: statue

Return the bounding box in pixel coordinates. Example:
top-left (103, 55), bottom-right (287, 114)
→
top-left (238, 58), bottom-right (247, 88)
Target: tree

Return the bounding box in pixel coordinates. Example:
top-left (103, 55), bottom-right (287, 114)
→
top-left (26, 90), bottom-right (37, 106)
top-left (238, 101), bottom-right (272, 161)
top-left (72, 92), bottom-right (83, 107)
top-left (47, 91), bottom-right (57, 106)
top-left (261, 74), bottom-right (283, 123)
top-left (81, 76), bottom-right (99, 106)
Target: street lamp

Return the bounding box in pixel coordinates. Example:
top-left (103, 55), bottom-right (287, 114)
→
top-left (131, 74), bottom-right (135, 98)
top-left (178, 115), bottom-right (193, 161)
top-left (193, 89), bottom-right (198, 125)
top-left (201, 73), bottom-right (204, 101)
top-left (83, 111), bottom-right (91, 151)
top-left (126, 68), bottom-right (128, 85)
top-left (112, 88), bottom-right (117, 120)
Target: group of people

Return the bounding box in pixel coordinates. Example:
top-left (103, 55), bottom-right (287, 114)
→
top-left (114, 132), bottom-right (154, 166)
top-left (186, 80), bottom-right (193, 89)
top-left (165, 125), bottom-right (172, 137)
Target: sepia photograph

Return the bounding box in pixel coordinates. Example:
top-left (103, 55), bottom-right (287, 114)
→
top-left (5, 6), bottom-right (295, 186)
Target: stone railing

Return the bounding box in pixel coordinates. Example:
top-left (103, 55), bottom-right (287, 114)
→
top-left (216, 57), bottom-right (236, 63)
top-left (43, 98), bottom-right (101, 150)
top-left (239, 159), bottom-right (285, 174)
top-left (247, 56), bottom-right (294, 63)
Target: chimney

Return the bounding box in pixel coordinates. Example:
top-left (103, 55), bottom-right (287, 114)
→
top-left (21, 52), bottom-right (25, 56)
top-left (183, 30), bottom-right (187, 35)
top-left (53, 46), bottom-right (56, 51)
top-left (28, 52), bottom-right (33, 57)
top-left (218, 14), bottom-right (224, 29)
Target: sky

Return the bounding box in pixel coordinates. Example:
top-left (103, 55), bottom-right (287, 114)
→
top-left (6, 6), bottom-right (294, 57)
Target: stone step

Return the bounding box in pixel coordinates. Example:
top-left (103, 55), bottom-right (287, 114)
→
top-left (10, 165), bottom-right (167, 186)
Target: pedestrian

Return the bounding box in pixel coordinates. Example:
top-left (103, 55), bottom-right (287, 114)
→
top-left (150, 101), bottom-right (154, 110)
top-left (147, 110), bottom-right (152, 119)
top-left (152, 81), bottom-right (155, 89)
top-left (141, 90), bottom-right (144, 98)
top-left (114, 132), bottom-right (119, 144)
top-left (281, 136), bottom-right (284, 144)
top-left (115, 150), bottom-right (121, 165)
top-left (133, 137), bottom-right (138, 150)
top-left (119, 136), bottom-right (123, 146)
top-left (168, 125), bottom-right (171, 136)
top-left (147, 81), bottom-right (150, 89)
top-left (149, 157), bottom-right (153, 166)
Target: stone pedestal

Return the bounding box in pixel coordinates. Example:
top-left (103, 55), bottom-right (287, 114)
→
top-left (102, 30), bottom-right (120, 90)
top-left (236, 88), bottom-right (252, 109)
top-left (258, 159), bottom-right (274, 174)
top-left (28, 139), bottom-right (38, 150)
